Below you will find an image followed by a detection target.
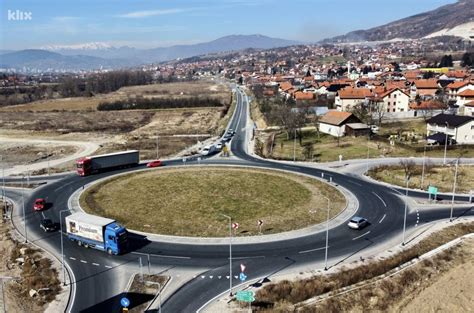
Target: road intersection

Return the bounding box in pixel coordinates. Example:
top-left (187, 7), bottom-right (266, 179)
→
top-left (3, 86), bottom-right (473, 312)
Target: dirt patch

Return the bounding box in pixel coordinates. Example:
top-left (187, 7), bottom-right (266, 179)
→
top-left (80, 167), bottom-right (346, 237)
top-left (0, 142), bottom-right (77, 168)
top-left (368, 164), bottom-right (474, 193)
top-left (0, 221), bottom-right (62, 312)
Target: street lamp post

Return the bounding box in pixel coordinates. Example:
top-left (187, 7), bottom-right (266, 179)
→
top-left (59, 209), bottom-right (70, 286)
top-left (402, 175), bottom-right (410, 246)
top-left (420, 145), bottom-right (426, 189)
top-left (293, 129), bottom-right (297, 162)
top-left (443, 122), bottom-right (449, 165)
top-left (366, 134), bottom-right (370, 173)
top-left (450, 159), bottom-right (459, 222)
top-left (323, 196), bottom-right (330, 271)
top-left (156, 131), bottom-right (159, 160)
top-left (220, 214), bottom-right (233, 296)
top-left (47, 144), bottom-right (50, 176)
top-left (21, 176), bottom-right (27, 243)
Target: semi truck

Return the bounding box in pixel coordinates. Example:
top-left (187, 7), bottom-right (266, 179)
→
top-left (76, 150), bottom-right (139, 176)
top-left (65, 212), bottom-right (128, 255)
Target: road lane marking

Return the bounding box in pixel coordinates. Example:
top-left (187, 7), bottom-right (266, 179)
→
top-left (372, 192), bottom-right (387, 207)
top-left (131, 252), bottom-right (191, 259)
top-left (69, 257), bottom-right (76, 260)
top-left (349, 180), bottom-right (362, 187)
top-left (352, 231), bottom-right (371, 241)
top-left (92, 263), bottom-right (100, 266)
top-left (232, 256), bottom-right (265, 260)
top-left (379, 214), bottom-right (386, 224)
top-left (80, 260), bottom-right (87, 263)
top-left (41, 212), bottom-right (46, 219)
top-left (104, 265), bottom-right (112, 269)
top-left (299, 246), bottom-right (328, 254)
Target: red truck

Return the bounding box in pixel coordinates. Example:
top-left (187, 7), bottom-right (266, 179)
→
top-left (76, 150), bottom-right (139, 176)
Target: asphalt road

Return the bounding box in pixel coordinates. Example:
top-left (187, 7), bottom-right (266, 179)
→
top-left (4, 86), bottom-right (473, 313)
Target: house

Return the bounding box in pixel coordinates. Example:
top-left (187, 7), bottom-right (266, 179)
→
top-left (465, 101), bottom-right (474, 117)
top-left (456, 89), bottom-right (474, 108)
top-left (447, 81), bottom-right (474, 101)
top-left (376, 88), bottom-right (410, 113)
top-left (294, 91), bottom-right (315, 101)
top-left (335, 88), bottom-right (373, 111)
top-left (410, 100), bottom-right (447, 119)
top-left (319, 111), bottom-right (362, 137)
top-left (411, 79), bottom-right (439, 98)
top-left (426, 114), bottom-right (474, 144)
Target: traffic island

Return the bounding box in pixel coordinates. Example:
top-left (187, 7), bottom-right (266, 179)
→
top-left (80, 167), bottom-right (346, 237)
top-left (123, 274), bottom-right (169, 313)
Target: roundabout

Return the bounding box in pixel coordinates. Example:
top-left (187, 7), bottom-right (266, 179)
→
top-left (80, 167), bottom-right (346, 237)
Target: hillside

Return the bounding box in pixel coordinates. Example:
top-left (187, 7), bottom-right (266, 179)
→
top-left (325, 0), bottom-right (473, 43)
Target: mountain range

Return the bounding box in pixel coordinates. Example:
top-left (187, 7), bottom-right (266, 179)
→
top-left (325, 0), bottom-right (473, 43)
top-left (0, 35), bottom-right (300, 72)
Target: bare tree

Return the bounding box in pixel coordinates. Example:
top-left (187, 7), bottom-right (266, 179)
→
top-left (372, 101), bottom-right (386, 126)
top-left (399, 159), bottom-right (416, 180)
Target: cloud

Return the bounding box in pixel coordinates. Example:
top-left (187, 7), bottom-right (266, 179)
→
top-left (52, 16), bottom-right (81, 22)
top-left (117, 8), bottom-right (190, 18)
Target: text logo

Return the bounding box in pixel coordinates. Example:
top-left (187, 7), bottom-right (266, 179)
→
top-left (8, 10), bottom-right (32, 21)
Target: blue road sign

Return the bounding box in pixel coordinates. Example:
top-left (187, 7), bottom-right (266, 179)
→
top-left (239, 272), bottom-right (247, 282)
top-left (120, 297), bottom-right (130, 308)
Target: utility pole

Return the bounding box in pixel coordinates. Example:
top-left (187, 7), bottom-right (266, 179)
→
top-left (420, 145), bottom-right (426, 190)
top-left (443, 122), bottom-right (449, 165)
top-left (366, 134), bottom-right (370, 173)
top-left (450, 159), bottom-right (459, 222)
top-left (47, 144), bottom-right (50, 176)
top-left (21, 176), bottom-right (27, 243)
top-left (156, 131), bottom-right (159, 160)
top-left (220, 214), bottom-right (233, 296)
top-left (59, 209), bottom-right (69, 286)
top-left (323, 196), bottom-right (330, 271)
top-left (293, 128), bottom-right (297, 162)
top-left (402, 175), bottom-right (410, 246)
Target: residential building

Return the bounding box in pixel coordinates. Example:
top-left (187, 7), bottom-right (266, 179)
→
top-left (335, 88), bottom-right (373, 111)
top-left (319, 111), bottom-right (362, 137)
top-left (426, 114), bottom-right (474, 144)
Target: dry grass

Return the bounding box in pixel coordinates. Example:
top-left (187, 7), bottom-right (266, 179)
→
top-left (368, 164), bottom-right (474, 193)
top-left (254, 222), bottom-right (474, 312)
top-left (0, 142), bottom-right (77, 167)
top-left (80, 167), bottom-right (345, 237)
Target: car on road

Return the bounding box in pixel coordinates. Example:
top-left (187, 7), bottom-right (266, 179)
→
top-left (33, 198), bottom-right (46, 211)
top-left (347, 216), bottom-right (369, 229)
top-left (40, 219), bottom-right (58, 232)
top-left (215, 143), bottom-right (223, 151)
top-left (201, 146), bottom-right (212, 156)
top-left (146, 160), bottom-right (162, 168)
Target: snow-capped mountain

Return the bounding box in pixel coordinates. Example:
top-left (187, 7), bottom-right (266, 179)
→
top-left (41, 42), bottom-right (115, 51)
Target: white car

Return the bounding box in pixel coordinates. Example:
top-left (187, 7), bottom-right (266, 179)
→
top-left (201, 146), bottom-right (211, 155)
top-left (347, 217), bottom-right (369, 229)
top-left (215, 143), bottom-right (223, 151)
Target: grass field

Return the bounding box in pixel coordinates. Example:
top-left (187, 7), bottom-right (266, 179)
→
top-left (268, 130), bottom-right (474, 162)
top-left (368, 164), bottom-right (474, 193)
top-left (80, 167), bottom-right (345, 237)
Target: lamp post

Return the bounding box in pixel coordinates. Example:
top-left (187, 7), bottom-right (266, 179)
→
top-left (420, 145), bottom-right (427, 190)
top-left (366, 134), bottom-right (370, 173)
top-left (156, 131), bottom-right (159, 160)
top-left (402, 175), bottom-right (410, 246)
top-left (443, 122), bottom-right (449, 165)
top-left (220, 214), bottom-right (233, 296)
top-left (47, 144), bottom-right (50, 176)
top-left (59, 209), bottom-right (70, 286)
top-left (323, 196), bottom-right (330, 271)
top-left (21, 176), bottom-right (27, 243)
top-left (450, 159), bottom-right (459, 222)
top-left (293, 129), bottom-right (297, 162)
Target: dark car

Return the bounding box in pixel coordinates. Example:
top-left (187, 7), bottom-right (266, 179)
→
top-left (40, 219), bottom-right (58, 232)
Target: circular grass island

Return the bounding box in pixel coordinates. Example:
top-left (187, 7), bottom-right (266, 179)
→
top-left (80, 167), bottom-right (346, 237)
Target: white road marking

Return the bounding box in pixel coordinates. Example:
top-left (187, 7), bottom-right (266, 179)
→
top-left (232, 256), bottom-right (265, 260)
top-left (352, 231), bottom-right (371, 241)
top-left (209, 276), bottom-right (213, 279)
top-left (201, 275), bottom-right (205, 279)
top-left (349, 180), bottom-right (362, 187)
top-left (41, 212), bottom-right (46, 219)
top-left (298, 246), bottom-right (327, 254)
top-left (379, 214), bottom-right (386, 224)
top-left (372, 192), bottom-right (387, 207)
top-left (104, 265), bottom-right (112, 269)
top-left (80, 260), bottom-right (87, 264)
top-left (131, 252), bottom-right (191, 259)
top-left (69, 257), bottom-right (76, 260)
top-left (92, 263), bottom-right (100, 266)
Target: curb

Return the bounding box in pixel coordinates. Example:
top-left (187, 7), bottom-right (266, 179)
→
top-left (68, 164), bottom-right (359, 245)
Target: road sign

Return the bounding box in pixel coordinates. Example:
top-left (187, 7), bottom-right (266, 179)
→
top-left (257, 220), bottom-right (263, 226)
top-left (239, 272), bottom-right (247, 282)
top-left (240, 263), bottom-right (246, 272)
top-left (236, 290), bottom-right (255, 302)
top-left (428, 186), bottom-right (438, 195)
top-left (120, 297), bottom-right (130, 308)
top-left (232, 222), bottom-right (239, 229)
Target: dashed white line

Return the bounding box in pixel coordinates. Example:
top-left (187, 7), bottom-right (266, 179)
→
top-left (379, 214), bottom-right (386, 224)
top-left (41, 212), bottom-right (46, 219)
top-left (372, 192), bottom-right (387, 207)
top-left (298, 246), bottom-right (327, 254)
top-left (80, 260), bottom-right (87, 264)
top-left (232, 256), bottom-right (265, 260)
top-left (131, 252), bottom-right (191, 259)
top-left (92, 263), bottom-right (100, 266)
top-left (69, 257), bottom-right (76, 260)
top-left (349, 180), bottom-right (362, 187)
top-left (352, 231), bottom-right (371, 241)
top-left (104, 265), bottom-right (112, 269)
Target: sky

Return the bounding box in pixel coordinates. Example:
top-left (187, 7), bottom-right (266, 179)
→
top-left (0, 0), bottom-right (457, 50)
